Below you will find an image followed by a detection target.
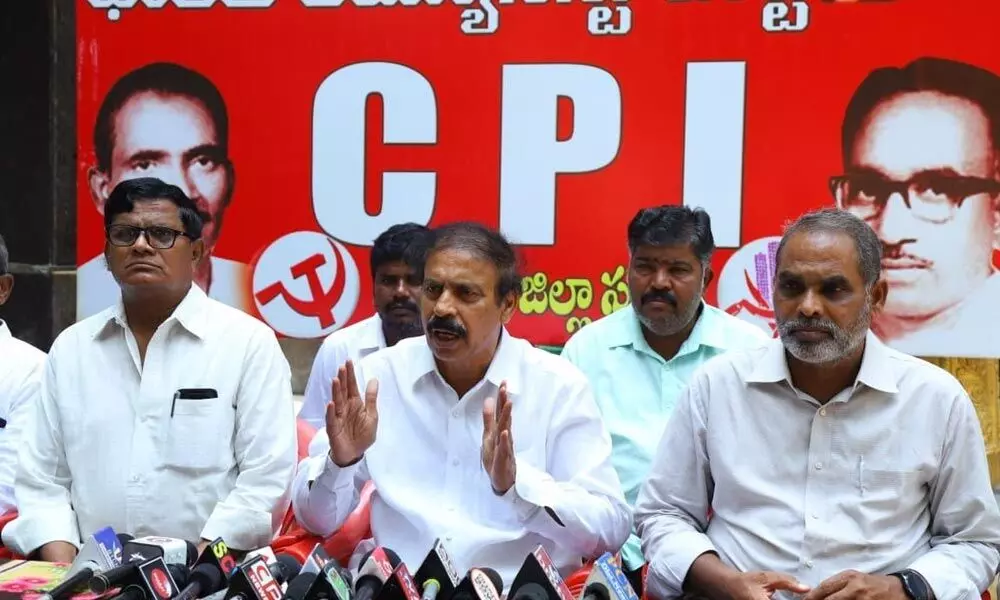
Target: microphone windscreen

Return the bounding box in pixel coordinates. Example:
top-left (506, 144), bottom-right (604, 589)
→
top-left (184, 541), bottom-right (198, 566)
top-left (275, 554), bottom-right (303, 582)
top-left (117, 533), bottom-right (135, 545)
top-left (382, 549), bottom-right (402, 568)
top-left (168, 564), bottom-right (190, 588)
top-left (285, 572), bottom-right (318, 600)
top-left (479, 568), bottom-right (504, 595)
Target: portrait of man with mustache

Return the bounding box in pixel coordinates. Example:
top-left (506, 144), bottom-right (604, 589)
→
top-left (831, 57), bottom-right (1000, 357)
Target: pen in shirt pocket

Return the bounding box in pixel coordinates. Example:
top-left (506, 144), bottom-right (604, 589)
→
top-left (170, 388), bottom-right (219, 417)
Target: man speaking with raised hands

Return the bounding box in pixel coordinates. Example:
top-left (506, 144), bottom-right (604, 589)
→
top-left (291, 222), bottom-right (630, 585)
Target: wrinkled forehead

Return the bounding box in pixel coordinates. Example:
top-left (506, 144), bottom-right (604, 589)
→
top-left (776, 231), bottom-right (864, 283)
top-left (110, 198), bottom-right (183, 228)
top-left (424, 248), bottom-right (499, 286)
top-left (850, 91), bottom-right (995, 178)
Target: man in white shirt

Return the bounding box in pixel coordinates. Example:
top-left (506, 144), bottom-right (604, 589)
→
top-left (0, 234), bottom-right (46, 514)
top-left (292, 222), bottom-right (630, 586)
top-left (4, 178), bottom-right (296, 562)
top-left (78, 62), bottom-right (249, 319)
top-left (298, 223), bottom-right (431, 431)
top-left (562, 206), bottom-right (767, 591)
top-left (635, 208), bottom-right (1000, 600)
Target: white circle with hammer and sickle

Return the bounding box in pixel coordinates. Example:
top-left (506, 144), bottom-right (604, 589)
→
top-left (251, 231), bottom-right (361, 339)
top-left (717, 235), bottom-right (783, 338)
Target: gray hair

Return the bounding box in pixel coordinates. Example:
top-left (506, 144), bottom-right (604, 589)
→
top-left (775, 208), bottom-right (882, 287)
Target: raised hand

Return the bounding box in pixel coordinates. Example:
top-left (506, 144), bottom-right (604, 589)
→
top-left (325, 360), bottom-right (379, 467)
top-left (481, 381), bottom-right (515, 495)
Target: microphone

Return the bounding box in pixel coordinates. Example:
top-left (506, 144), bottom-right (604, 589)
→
top-left (412, 539), bottom-right (460, 600)
top-left (222, 554), bottom-right (295, 600)
top-left (122, 536), bottom-right (199, 567)
top-left (353, 548), bottom-right (402, 600)
top-left (282, 561), bottom-right (352, 600)
top-left (92, 539), bottom-right (198, 593)
top-left (41, 526), bottom-right (126, 600)
top-left (373, 563), bottom-right (419, 600)
top-left (577, 553), bottom-right (638, 600)
top-left (451, 568), bottom-right (504, 600)
top-left (172, 538), bottom-right (237, 600)
top-left (106, 556), bottom-right (188, 600)
top-left (508, 546), bottom-right (574, 600)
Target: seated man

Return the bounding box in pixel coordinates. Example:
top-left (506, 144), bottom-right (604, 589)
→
top-left (4, 177), bottom-right (296, 561)
top-left (0, 234), bottom-right (46, 515)
top-left (292, 222), bottom-right (631, 586)
top-left (635, 208), bottom-right (1000, 600)
top-left (563, 206), bottom-right (767, 591)
top-left (298, 223), bottom-right (430, 431)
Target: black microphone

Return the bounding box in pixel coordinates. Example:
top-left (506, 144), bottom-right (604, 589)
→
top-left (172, 538), bottom-right (237, 600)
top-left (508, 546), bottom-right (574, 600)
top-left (451, 568), bottom-right (504, 600)
top-left (91, 539), bottom-right (198, 593)
top-left (353, 548), bottom-right (402, 600)
top-left (412, 540), bottom-right (460, 600)
top-left (106, 557), bottom-right (188, 600)
top-left (222, 554), bottom-right (291, 600)
top-left (282, 557), bottom-right (352, 600)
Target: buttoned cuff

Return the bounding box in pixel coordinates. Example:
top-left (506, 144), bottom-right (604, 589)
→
top-left (908, 552), bottom-right (980, 600)
top-left (313, 454), bottom-right (362, 494)
top-left (646, 533), bottom-right (716, 599)
top-left (507, 461), bottom-right (556, 523)
top-left (201, 502), bottom-right (273, 551)
top-left (3, 506), bottom-right (81, 556)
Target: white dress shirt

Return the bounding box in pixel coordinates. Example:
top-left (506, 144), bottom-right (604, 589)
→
top-left (77, 254), bottom-right (249, 319)
top-left (298, 314), bottom-right (386, 430)
top-left (0, 321), bottom-right (46, 513)
top-left (292, 330), bottom-right (631, 588)
top-left (635, 332), bottom-right (1000, 600)
top-left (3, 285), bottom-right (297, 554)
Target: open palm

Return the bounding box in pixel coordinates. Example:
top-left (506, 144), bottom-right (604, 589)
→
top-left (325, 360), bottom-right (379, 467)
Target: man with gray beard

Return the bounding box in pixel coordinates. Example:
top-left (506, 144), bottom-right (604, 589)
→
top-left (635, 208), bottom-right (1000, 600)
top-left (562, 205), bottom-right (767, 593)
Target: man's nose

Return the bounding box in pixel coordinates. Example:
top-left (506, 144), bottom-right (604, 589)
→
top-left (798, 289), bottom-right (823, 318)
top-left (433, 291), bottom-right (457, 316)
top-left (651, 268), bottom-right (673, 290)
top-left (876, 192), bottom-right (920, 245)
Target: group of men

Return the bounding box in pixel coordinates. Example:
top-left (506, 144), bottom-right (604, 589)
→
top-left (0, 53), bottom-right (998, 600)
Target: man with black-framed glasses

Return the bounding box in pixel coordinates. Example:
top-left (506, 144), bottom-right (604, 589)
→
top-left (832, 56), bottom-right (1000, 358)
top-left (3, 177), bottom-right (296, 562)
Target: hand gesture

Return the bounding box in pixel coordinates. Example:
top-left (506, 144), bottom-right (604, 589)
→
top-left (803, 571), bottom-right (907, 600)
top-left (723, 571), bottom-right (810, 600)
top-left (481, 381), bottom-right (516, 495)
top-left (325, 360), bottom-right (379, 467)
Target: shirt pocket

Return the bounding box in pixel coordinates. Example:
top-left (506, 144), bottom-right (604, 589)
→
top-left (857, 462), bottom-right (923, 513)
top-left (166, 395), bottom-right (233, 474)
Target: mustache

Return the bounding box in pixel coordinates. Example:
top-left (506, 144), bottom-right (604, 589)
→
top-left (881, 241), bottom-right (931, 265)
top-left (426, 316), bottom-right (468, 338)
top-left (778, 317), bottom-right (838, 336)
top-left (386, 299), bottom-right (419, 313)
top-left (641, 289), bottom-right (677, 306)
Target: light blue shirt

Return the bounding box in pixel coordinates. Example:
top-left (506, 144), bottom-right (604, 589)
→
top-left (562, 303), bottom-right (769, 570)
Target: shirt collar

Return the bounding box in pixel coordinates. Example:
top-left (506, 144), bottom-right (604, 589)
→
top-left (0, 320), bottom-right (10, 341)
top-left (362, 313), bottom-right (388, 351)
top-left (746, 331), bottom-right (898, 394)
top-left (607, 302), bottom-right (730, 355)
top-left (405, 327), bottom-right (522, 396)
top-left (93, 284), bottom-right (211, 341)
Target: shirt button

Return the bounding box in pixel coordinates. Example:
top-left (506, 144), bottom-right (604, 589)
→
top-left (814, 462), bottom-right (823, 470)
top-left (452, 459), bottom-right (459, 467)
top-left (805, 560), bottom-right (814, 568)
top-left (130, 475), bottom-right (140, 483)
top-left (819, 408), bottom-right (827, 417)
top-left (451, 410), bottom-right (460, 418)
top-left (811, 513), bottom-right (819, 520)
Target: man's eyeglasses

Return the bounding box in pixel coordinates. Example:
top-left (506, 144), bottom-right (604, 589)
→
top-left (106, 224), bottom-right (192, 249)
top-left (829, 171), bottom-right (1000, 224)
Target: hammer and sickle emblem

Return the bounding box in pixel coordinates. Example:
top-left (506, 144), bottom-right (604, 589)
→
top-left (255, 239), bottom-right (347, 329)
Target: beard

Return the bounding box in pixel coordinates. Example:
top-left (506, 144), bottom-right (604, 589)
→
top-left (777, 301), bottom-right (871, 365)
top-left (634, 293), bottom-right (703, 337)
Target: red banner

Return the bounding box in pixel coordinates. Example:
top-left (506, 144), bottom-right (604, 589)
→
top-left (76, 0), bottom-right (1000, 357)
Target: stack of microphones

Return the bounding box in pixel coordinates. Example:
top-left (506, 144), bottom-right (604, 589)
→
top-left (41, 529), bottom-right (637, 600)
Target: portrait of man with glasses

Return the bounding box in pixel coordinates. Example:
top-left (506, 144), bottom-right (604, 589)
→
top-left (831, 57), bottom-right (1000, 357)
